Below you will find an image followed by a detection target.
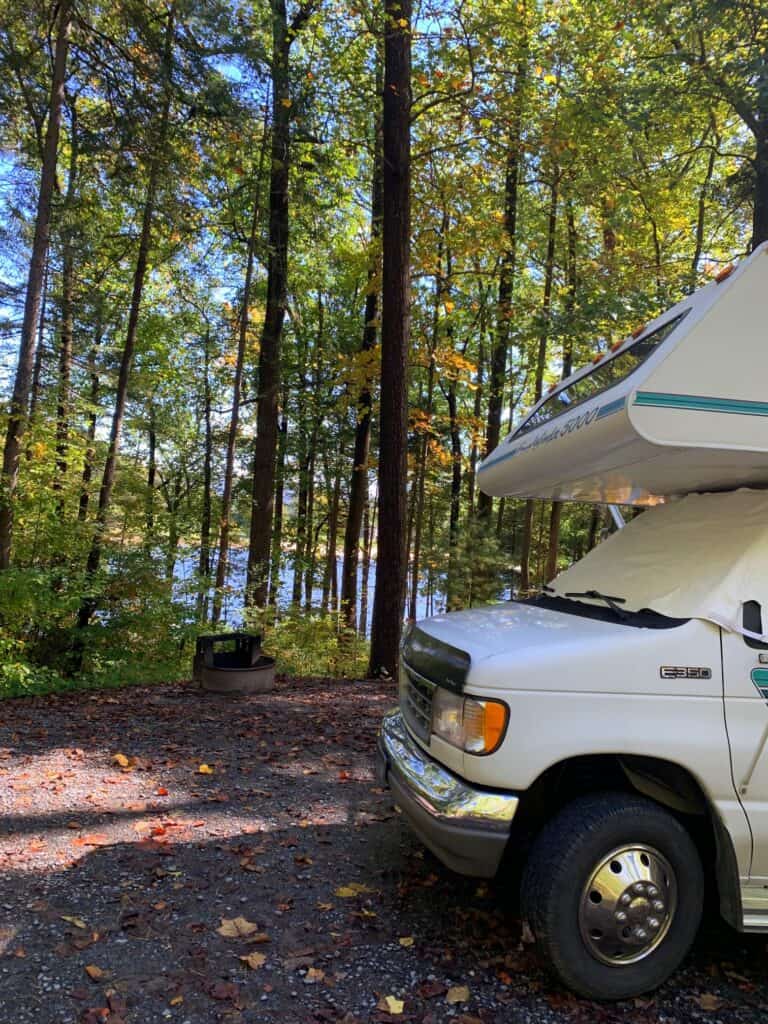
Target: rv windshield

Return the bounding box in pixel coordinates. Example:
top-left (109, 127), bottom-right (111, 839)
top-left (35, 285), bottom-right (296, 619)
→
top-left (514, 310), bottom-right (689, 439)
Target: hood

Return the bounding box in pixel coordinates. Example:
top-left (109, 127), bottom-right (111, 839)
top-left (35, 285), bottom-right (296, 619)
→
top-left (414, 601), bottom-right (716, 697)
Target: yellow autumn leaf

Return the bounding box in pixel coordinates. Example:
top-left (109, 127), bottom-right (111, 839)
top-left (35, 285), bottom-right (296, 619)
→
top-left (446, 985), bottom-right (470, 1004)
top-left (398, 936), bottom-right (414, 947)
top-left (304, 967), bottom-right (325, 983)
top-left (61, 915), bottom-right (87, 930)
top-left (198, 763), bottom-right (214, 774)
top-left (169, 995), bottom-right (184, 1006)
top-left (377, 994), bottom-right (404, 1015)
top-left (217, 916), bottom-right (260, 938)
top-left (84, 964), bottom-right (104, 980)
top-left (240, 951), bottom-right (266, 969)
top-left (280, 98), bottom-right (292, 108)
top-left (334, 882), bottom-right (373, 898)
top-left (112, 753), bottom-right (131, 768)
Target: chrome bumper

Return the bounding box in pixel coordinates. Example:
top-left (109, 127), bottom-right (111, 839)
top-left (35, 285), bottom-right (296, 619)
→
top-left (376, 708), bottom-right (518, 877)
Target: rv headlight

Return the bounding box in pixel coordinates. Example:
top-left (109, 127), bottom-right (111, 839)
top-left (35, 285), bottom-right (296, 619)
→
top-left (431, 689), bottom-right (508, 755)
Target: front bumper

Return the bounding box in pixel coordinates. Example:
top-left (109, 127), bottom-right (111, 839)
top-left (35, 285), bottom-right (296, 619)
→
top-left (376, 708), bottom-right (519, 877)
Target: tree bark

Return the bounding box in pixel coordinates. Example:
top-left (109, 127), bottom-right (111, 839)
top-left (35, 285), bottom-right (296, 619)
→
top-left (246, 0), bottom-right (315, 608)
top-left (477, 63), bottom-right (524, 521)
top-left (268, 410), bottom-right (287, 608)
top-left (340, 77), bottom-right (383, 631)
top-left (368, 0), bottom-right (411, 679)
top-left (78, 322), bottom-right (102, 522)
top-left (0, 0), bottom-right (72, 569)
top-left (212, 173), bottom-right (264, 623)
top-left (545, 200), bottom-right (577, 581)
top-left (519, 170), bottom-right (558, 592)
top-left (197, 328), bottom-right (213, 621)
top-left (359, 497), bottom-right (375, 635)
top-left (321, 465), bottom-right (341, 613)
top-left (753, 125), bottom-right (768, 249)
top-left (76, 3), bottom-right (175, 631)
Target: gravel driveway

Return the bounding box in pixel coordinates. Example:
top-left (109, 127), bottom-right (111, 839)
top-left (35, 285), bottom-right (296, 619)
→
top-left (0, 678), bottom-right (766, 1023)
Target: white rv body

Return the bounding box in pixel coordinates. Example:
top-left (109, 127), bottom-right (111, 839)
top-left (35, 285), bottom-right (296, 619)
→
top-left (377, 243), bottom-right (768, 1000)
top-left (478, 242), bottom-right (768, 504)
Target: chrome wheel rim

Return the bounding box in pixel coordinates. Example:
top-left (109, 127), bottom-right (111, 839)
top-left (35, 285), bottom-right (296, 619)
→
top-left (579, 844), bottom-right (677, 966)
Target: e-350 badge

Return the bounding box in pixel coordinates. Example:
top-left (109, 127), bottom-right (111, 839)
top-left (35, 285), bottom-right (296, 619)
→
top-left (660, 666), bottom-right (712, 680)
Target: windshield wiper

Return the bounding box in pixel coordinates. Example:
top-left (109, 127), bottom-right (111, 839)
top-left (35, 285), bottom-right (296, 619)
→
top-left (564, 589), bottom-right (629, 620)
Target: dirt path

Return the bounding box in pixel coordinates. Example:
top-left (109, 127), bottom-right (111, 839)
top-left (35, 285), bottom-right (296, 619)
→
top-left (0, 678), bottom-right (766, 1023)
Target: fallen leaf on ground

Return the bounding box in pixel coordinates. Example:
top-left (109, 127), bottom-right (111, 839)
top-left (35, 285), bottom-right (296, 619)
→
top-left (198, 763), bottom-right (215, 774)
top-left (239, 951), bottom-right (266, 969)
top-left (398, 936), bottom-right (414, 947)
top-left (169, 995), bottom-right (183, 1006)
top-left (692, 994), bottom-right (725, 1011)
top-left (61, 915), bottom-right (87, 930)
top-left (377, 995), bottom-right (404, 1015)
top-left (304, 967), bottom-right (325, 983)
top-left (112, 753), bottom-right (133, 769)
top-left (446, 985), bottom-right (470, 1004)
top-left (334, 882), bottom-right (373, 898)
top-left (84, 964), bottom-right (104, 981)
top-left (246, 932), bottom-right (270, 944)
top-left (217, 916), bottom-right (260, 938)
top-left (156, 787), bottom-right (169, 796)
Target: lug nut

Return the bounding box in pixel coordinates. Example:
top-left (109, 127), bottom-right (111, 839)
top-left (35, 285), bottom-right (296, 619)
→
top-left (620, 893), bottom-right (632, 906)
top-left (647, 917), bottom-right (660, 930)
top-left (647, 886), bottom-right (659, 898)
top-left (633, 883), bottom-right (646, 895)
top-left (615, 911), bottom-right (627, 923)
top-left (652, 899), bottom-right (665, 912)
top-left (635, 928), bottom-right (648, 940)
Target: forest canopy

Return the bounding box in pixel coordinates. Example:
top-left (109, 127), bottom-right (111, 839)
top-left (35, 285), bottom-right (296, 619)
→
top-left (0, 0), bottom-right (764, 695)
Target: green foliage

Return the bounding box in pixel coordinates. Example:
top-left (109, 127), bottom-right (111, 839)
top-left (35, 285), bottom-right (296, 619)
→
top-left (0, 0), bottom-right (762, 695)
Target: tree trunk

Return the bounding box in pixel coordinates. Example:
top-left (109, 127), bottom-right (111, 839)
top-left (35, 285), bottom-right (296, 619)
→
top-left (247, 0), bottom-right (313, 609)
top-left (477, 63), bottom-right (524, 521)
top-left (303, 448), bottom-right (316, 611)
top-left (753, 125), bottom-right (768, 249)
top-left (340, 82), bottom-right (383, 631)
top-left (368, 0), bottom-right (411, 679)
top-left (53, 240), bottom-right (74, 510)
top-left (78, 323), bottom-right (102, 522)
top-left (212, 125), bottom-right (267, 623)
top-left (359, 497), bottom-right (375, 635)
top-left (466, 333), bottom-right (485, 516)
top-left (691, 114), bottom-right (719, 284)
top-left (76, 4), bottom-right (174, 631)
top-left (197, 328), bottom-right (213, 621)
top-left (545, 200), bottom-right (577, 580)
top-left (268, 410), bottom-right (287, 607)
top-left (145, 405), bottom-right (157, 543)
top-left (519, 170), bottom-right (559, 592)
top-left (53, 99), bottom-right (79, 509)
top-left (321, 466), bottom-right (341, 613)
top-left (0, 0), bottom-right (72, 569)
top-left (27, 259), bottom-right (49, 442)
top-left (409, 348), bottom-right (434, 621)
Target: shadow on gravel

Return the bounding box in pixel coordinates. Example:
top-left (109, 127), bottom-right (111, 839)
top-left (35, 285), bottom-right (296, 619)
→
top-left (0, 679), bottom-right (767, 1024)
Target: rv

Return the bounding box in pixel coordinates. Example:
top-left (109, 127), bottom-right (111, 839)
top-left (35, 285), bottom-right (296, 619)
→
top-left (376, 242), bottom-right (768, 999)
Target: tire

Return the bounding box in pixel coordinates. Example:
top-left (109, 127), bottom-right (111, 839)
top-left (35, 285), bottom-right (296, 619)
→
top-left (520, 791), bottom-right (704, 1000)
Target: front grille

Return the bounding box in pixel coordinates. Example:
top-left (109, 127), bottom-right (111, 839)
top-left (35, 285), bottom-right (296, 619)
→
top-left (400, 663), bottom-right (435, 743)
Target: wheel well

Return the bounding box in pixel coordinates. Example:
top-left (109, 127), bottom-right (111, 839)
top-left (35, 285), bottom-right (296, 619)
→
top-left (511, 754), bottom-right (741, 929)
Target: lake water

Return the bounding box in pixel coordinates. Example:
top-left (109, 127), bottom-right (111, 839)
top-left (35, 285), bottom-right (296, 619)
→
top-left (173, 548), bottom-right (439, 633)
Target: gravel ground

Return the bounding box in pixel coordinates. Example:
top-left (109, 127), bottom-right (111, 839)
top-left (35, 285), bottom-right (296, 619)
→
top-left (0, 677), bottom-right (767, 1024)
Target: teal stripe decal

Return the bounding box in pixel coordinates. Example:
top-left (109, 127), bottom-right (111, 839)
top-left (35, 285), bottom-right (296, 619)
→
top-left (750, 669), bottom-right (768, 701)
top-left (635, 392), bottom-right (768, 417)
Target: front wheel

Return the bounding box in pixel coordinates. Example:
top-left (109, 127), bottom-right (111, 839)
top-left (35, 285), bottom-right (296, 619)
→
top-left (520, 792), bottom-right (704, 1000)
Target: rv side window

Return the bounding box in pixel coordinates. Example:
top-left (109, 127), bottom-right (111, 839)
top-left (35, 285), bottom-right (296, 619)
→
top-left (514, 311), bottom-right (689, 439)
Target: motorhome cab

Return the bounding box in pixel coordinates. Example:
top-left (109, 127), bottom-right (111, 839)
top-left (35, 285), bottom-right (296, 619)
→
top-left (376, 242), bottom-right (768, 1000)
